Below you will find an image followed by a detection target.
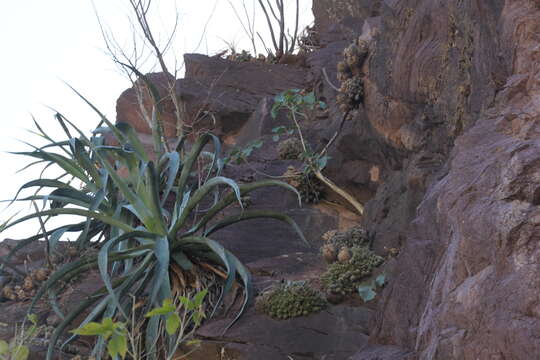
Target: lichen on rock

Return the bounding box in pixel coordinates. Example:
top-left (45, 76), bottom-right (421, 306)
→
top-left (257, 281), bottom-right (327, 320)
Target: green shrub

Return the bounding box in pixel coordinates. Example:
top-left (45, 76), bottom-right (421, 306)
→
top-left (0, 88), bottom-right (307, 360)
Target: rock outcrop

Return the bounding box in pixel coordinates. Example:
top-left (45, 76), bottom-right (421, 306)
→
top-left (308, 0), bottom-right (539, 358)
top-left (362, 1), bottom-right (540, 358)
top-left (112, 0), bottom-right (540, 359)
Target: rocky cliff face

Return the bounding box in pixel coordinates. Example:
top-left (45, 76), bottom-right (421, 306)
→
top-left (115, 0), bottom-right (540, 358)
top-left (311, 0), bottom-right (539, 358)
top-left (361, 1), bottom-right (540, 358)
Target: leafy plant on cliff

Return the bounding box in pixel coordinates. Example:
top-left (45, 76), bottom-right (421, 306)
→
top-left (72, 291), bottom-right (207, 360)
top-left (0, 88), bottom-right (306, 359)
top-left (271, 89), bottom-right (365, 215)
top-left (0, 314), bottom-right (39, 360)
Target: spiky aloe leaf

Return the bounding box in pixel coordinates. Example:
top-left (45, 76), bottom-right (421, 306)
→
top-left (175, 237), bottom-right (243, 328)
top-left (11, 150), bottom-right (90, 184)
top-left (203, 210), bottom-right (309, 246)
top-left (98, 232), bottom-right (156, 319)
top-left (175, 133), bottom-right (222, 200)
top-left (169, 176), bottom-right (243, 237)
top-left (1, 222), bottom-right (87, 264)
top-left (2, 208), bottom-right (135, 234)
top-left (159, 151), bottom-right (180, 206)
top-left (149, 236), bottom-right (171, 305)
top-left (181, 179), bottom-right (301, 238)
top-left (115, 122), bottom-right (150, 162)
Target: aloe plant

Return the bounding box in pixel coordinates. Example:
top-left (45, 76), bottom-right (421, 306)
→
top-left (0, 88), bottom-right (306, 359)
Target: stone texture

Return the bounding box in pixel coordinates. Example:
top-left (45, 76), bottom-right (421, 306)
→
top-left (355, 0), bottom-right (540, 358)
top-left (116, 72), bottom-right (179, 137)
top-left (307, 0), bottom-right (540, 358)
top-left (196, 305), bottom-right (372, 360)
top-left (350, 344), bottom-right (415, 360)
top-left (116, 54), bottom-right (308, 138)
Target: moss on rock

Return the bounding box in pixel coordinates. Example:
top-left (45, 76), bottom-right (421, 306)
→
top-left (259, 282), bottom-right (327, 320)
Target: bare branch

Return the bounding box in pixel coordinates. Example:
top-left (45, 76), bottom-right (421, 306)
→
top-left (227, 0), bottom-right (257, 56)
top-left (276, 0), bottom-right (285, 57)
top-left (290, 0), bottom-right (300, 53)
top-left (257, 0), bottom-right (279, 55)
top-left (322, 67), bottom-right (341, 91)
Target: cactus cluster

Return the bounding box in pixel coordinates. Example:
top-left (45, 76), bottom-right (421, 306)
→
top-left (336, 39), bottom-right (369, 112)
top-left (320, 226), bottom-right (382, 295)
top-left (321, 246), bottom-right (383, 295)
top-left (283, 166), bottom-right (325, 203)
top-left (329, 225), bottom-right (369, 249)
top-left (278, 138), bottom-right (303, 160)
top-left (1, 268), bottom-right (50, 302)
top-left (321, 226), bottom-right (370, 263)
top-left (258, 282), bottom-right (327, 320)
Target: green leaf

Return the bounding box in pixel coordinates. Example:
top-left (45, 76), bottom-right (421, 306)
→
top-left (303, 92), bottom-right (316, 105)
top-left (357, 283), bottom-right (377, 302)
top-left (150, 236), bottom-right (171, 305)
top-left (192, 311), bottom-right (204, 327)
top-left (108, 333), bottom-right (128, 359)
top-left (271, 126), bottom-right (286, 134)
top-left (145, 298), bottom-right (175, 318)
top-left (171, 251), bottom-right (194, 271)
top-left (116, 122), bottom-right (149, 162)
top-left (375, 274), bottom-right (386, 287)
top-left (1, 208), bottom-right (135, 234)
top-left (316, 155), bottom-right (330, 170)
top-left (192, 289), bottom-right (208, 308)
top-left (182, 179), bottom-right (302, 237)
top-left (27, 313), bottom-right (37, 325)
top-left (11, 345), bottom-right (30, 360)
top-left (71, 321), bottom-right (106, 336)
top-left (272, 135), bottom-right (280, 142)
top-left (165, 313), bottom-right (181, 335)
top-left (0, 340), bottom-right (9, 355)
top-left (186, 339), bottom-right (202, 347)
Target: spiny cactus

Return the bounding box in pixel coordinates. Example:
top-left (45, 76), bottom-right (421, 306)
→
top-left (258, 282), bottom-right (327, 320)
top-left (321, 246), bottom-right (383, 295)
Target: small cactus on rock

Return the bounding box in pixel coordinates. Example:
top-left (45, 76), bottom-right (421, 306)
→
top-left (257, 281), bottom-right (327, 320)
top-left (336, 38), bottom-right (369, 112)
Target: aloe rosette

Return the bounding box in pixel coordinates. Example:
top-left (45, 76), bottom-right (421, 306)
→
top-left (0, 88), bottom-right (306, 359)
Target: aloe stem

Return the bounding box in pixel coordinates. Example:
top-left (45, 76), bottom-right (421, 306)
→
top-left (314, 170), bottom-right (364, 215)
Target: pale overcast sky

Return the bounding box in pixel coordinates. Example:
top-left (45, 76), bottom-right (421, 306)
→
top-left (0, 0), bottom-right (313, 239)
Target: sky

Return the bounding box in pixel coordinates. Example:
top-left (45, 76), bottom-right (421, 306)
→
top-left (0, 0), bottom-right (313, 240)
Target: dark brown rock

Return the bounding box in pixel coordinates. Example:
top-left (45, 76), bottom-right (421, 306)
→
top-left (116, 54), bottom-right (308, 138)
top-left (349, 344), bottom-right (415, 360)
top-left (363, 1), bottom-right (540, 359)
top-left (196, 305), bottom-right (372, 360)
top-left (116, 72), bottom-right (179, 137)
